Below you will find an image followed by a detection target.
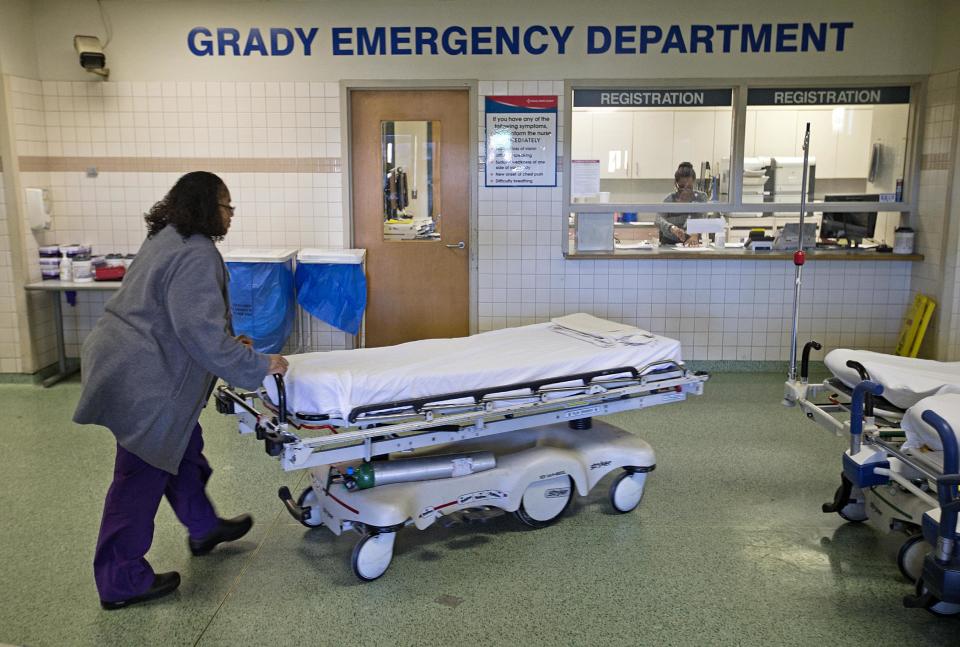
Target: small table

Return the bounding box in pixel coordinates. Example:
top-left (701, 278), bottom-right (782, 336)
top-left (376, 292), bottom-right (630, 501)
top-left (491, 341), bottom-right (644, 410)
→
top-left (24, 280), bottom-right (122, 387)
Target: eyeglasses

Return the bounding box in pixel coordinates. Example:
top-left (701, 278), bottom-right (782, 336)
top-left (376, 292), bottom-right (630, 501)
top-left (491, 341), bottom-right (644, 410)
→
top-left (218, 203), bottom-right (235, 213)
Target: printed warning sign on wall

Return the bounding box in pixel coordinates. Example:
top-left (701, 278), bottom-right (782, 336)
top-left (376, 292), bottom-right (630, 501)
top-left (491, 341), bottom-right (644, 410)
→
top-left (484, 96), bottom-right (557, 188)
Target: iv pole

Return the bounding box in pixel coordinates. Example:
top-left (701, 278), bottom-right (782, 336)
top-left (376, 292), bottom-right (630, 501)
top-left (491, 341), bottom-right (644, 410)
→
top-left (787, 122), bottom-right (811, 383)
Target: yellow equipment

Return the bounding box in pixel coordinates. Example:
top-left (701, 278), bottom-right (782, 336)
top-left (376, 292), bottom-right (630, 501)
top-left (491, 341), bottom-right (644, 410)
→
top-left (895, 293), bottom-right (936, 358)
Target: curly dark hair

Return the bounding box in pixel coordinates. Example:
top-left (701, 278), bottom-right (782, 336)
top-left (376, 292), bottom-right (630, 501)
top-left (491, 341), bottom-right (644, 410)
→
top-left (144, 171), bottom-right (228, 240)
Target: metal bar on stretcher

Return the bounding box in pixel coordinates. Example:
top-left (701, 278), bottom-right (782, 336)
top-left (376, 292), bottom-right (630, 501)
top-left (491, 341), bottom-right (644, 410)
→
top-left (872, 467), bottom-right (939, 508)
top-left (217, 362), bottom-right (707, 471)
top-left (793, 379), bottom-right (950, 492)
top-left (281, 379), bottom-right (698, 470)
top-left (299, 370), bottom-right (700, 449)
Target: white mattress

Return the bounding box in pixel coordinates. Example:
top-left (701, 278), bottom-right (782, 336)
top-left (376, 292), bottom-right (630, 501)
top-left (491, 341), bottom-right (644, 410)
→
top-left (902, 393), bottom-right (960, 452)
top-left (824, 349), bottom-right (960, 410)
top-left (263, 321), bottom-right (683, 419)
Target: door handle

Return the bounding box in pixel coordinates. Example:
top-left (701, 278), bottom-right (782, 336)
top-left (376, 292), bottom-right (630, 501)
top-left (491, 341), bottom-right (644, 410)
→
top-left (445, 241), bottom-right (465, 249)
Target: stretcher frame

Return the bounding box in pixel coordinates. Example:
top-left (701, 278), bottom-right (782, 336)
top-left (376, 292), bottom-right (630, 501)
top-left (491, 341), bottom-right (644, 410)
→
top-left (785, 342), bottom-right (943, 508)
top-left (216, 360), bottom-right (708, 473)
top-left (784, 341), bottom-right (960, 613)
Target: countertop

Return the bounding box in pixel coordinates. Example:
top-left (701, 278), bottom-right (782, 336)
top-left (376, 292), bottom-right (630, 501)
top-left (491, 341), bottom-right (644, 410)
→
top-left (566, 245), bottom-right (924, 261)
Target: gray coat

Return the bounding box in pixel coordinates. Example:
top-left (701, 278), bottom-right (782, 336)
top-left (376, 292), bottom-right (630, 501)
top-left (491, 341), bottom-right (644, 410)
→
top-left (73, 225), bottom-right (270, 474)
top-left (656, 190), bottom-right (709, 244)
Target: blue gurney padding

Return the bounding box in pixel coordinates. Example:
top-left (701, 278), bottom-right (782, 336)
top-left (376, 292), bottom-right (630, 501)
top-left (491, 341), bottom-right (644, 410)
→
top-left (295, 262), bottom-right (367, 335)
top-left (227, 261), bottom-right (295, 353)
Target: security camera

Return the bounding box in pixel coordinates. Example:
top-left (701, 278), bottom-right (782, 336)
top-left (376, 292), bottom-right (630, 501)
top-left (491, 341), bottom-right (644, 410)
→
top-left (74, 35), bottom-right (109, 78)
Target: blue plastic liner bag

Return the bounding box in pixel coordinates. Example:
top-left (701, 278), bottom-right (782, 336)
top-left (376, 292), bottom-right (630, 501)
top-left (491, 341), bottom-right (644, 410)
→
top-left (295, 263), bottom-right (367, 335)
top-left (226, 261), bottom-right (295, 353)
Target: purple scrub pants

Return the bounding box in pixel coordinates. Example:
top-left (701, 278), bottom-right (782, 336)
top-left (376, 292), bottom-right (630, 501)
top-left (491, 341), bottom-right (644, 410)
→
top-left (94, 422), bottom-right (220, 602)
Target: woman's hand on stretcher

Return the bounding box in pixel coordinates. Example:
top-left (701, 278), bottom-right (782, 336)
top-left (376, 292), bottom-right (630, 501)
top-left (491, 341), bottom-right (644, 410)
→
top-left (268, 354), bottom-right (289, 376)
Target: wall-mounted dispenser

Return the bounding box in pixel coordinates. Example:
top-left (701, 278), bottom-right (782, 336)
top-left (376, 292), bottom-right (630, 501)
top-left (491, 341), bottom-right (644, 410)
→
top-left (25, 188), bottom-right (52, 231)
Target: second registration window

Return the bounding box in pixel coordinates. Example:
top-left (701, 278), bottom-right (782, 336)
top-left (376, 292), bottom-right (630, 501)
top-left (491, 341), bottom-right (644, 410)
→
top-left (571, 88), bottom-right (733, 205)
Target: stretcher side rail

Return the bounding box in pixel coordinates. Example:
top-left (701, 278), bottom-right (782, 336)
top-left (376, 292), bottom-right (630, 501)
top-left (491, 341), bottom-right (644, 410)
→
top-left (296, 369), bottom-right (701, 448)
top-left (347, 364), bottom-right (645, 423)
top-left (791, 375), bottom-right (944, 491)
top-left (902, 411), bottom-right (960, 611)
top-left (281, 386), bottom-right (692, 470)
top-left (215, 362), bottom-right (709, 471)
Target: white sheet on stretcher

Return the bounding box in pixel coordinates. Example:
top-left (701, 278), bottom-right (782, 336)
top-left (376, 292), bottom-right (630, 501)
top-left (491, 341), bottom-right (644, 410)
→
top-left (902, 392), bottom-right (960, 452)
top-left (262, 321), bottom-right (683, 419)
top-left (824, 349), bottom-right (960, 410)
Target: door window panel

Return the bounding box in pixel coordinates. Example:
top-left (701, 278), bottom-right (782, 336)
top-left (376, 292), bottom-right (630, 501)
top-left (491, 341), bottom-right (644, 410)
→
top-left (381, 120), bottom-right (442, 241)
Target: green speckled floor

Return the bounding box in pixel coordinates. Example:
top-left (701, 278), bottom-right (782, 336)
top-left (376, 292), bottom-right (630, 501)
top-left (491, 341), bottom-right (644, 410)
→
top-left (0, 373), bottom-right (957, 646)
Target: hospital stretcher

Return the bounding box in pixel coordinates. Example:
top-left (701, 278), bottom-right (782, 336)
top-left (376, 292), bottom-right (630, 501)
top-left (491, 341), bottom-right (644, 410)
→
top-left (215, 319), bottom-right (708, 580)
top-left (784, 342), bottom-right (960, 615)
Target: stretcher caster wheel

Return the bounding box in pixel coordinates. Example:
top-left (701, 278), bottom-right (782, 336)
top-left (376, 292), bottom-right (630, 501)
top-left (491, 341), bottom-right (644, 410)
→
top-left (833, 485), bottom-right (867, 522)
top-left (609, 470), bottom-right (647, 514)
top-left (913, 578), bottom-right (960, 616)
top-left (296, 487), bottom-right (324, 528)
top-left (513, 475), bottom-right (573, 529)
top-left (897, 534), bottom-right (929, 582)
top-left (351, 531), bottom-right (396, 582)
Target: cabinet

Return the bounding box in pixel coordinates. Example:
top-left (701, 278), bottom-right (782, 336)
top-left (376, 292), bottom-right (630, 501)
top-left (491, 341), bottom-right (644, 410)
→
top-left (571, 111), bottom-right (594, 160)
top-left (749, 107), bottom-right (874, 179)
top-left (572, 108), bottom-right (732, 180)
top-left (754, 111), bottom-right (798, 158)
top-left (673, 112), bottom-right (715, 173)
top-left (795, 109), bottom-right (836, 178)
top-left (834, 108), bottom-right (873, 178)
top-left (713, 111), bottom-right (733, 167)
top-left (573, 105), bottom-right (884, 186)
top-left (743, 111), bottom-right (757, 157)
top-left (590, 112), bottom-right (633, 178)
top-left (633, 111), bottom-right (674, 178)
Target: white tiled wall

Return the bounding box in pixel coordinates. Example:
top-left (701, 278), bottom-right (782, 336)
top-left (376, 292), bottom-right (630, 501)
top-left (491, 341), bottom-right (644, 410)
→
top-left (37, 79), bottom-right (343, 159)
top-left (912, 70), bottom-right (958, 359)
top-left (8, 76), bottom-right (351, 362)
top-left (476, 80), bottom-right (910, 361)
top-left (0, 75), bottom-right (925, 371)
top-left (936, 72), bottom-right (960, 362)
top-left (0, 160), bottom-right (20, 372)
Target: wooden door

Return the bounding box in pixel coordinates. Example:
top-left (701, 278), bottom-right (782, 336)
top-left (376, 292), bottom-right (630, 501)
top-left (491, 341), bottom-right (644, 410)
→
top-left (351, 89), bottom-right (470, 347)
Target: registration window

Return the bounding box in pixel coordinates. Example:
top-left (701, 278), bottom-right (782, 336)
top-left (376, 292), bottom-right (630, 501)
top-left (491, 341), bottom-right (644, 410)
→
top-left (570, 88), bottom-right (734, 205)
top-left (739, 86), bottom-right (912, 246)
top-left (742, 86), bottom-right (911, 203)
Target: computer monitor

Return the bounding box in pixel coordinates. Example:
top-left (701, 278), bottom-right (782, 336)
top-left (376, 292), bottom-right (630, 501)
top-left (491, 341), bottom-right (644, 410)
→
top-left (820, 194), bottom-right (878, 247)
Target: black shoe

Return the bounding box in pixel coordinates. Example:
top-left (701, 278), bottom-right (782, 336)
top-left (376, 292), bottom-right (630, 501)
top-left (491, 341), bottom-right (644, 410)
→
top-left (189, 514), bottom-right (253, 556)
top-left (100, 571), bottom-right (181, 610)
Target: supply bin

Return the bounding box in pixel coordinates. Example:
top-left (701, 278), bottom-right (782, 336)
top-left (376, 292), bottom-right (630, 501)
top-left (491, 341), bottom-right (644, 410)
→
top-left (295, 248), bottom-right (367, 341)
top-left (222, 248), bottom-right (297, 354)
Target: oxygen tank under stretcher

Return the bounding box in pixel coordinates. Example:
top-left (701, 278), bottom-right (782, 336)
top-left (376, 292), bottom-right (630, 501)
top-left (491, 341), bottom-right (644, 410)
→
top-left (343, 452), bottom-right (497, 490)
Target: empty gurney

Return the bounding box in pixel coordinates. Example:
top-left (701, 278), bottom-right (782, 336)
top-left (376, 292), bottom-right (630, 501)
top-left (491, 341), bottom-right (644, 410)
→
top-left (215, 315), bottom-right (708, 580)
top-left (785, 341), bottom-right (960, 615)
top-left (824, 349), bottom-right (960, 409)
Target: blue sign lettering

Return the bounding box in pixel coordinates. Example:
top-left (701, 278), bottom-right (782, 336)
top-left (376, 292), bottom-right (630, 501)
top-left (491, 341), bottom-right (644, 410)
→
top-left (270, 28), bottom-right (294, 55)
top-left (295, 28), bottom-right (319, 55)
top-left (244, 28), bottom-right (268, 56)
top-left (188, 27), bottom-right (213, 56)
top-left (189, 26), bottom-right (321, 56)
top-left (587, 26), bottom-right (610, 54)
top-left (690, 25), bottom-right (714, 53)
top-left (217, 28), bottom-right (241, 56)
top-left (188, 22), bottom-right (856, 57)
top-left (415, 27), bottom-right (438, 55)
top-left (638, 25), bottom-right (662, 53)
top-left (550, 25), bottom-right (574, 54)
